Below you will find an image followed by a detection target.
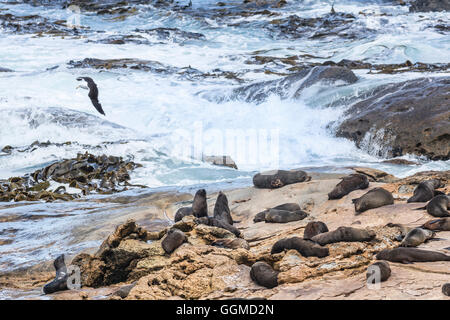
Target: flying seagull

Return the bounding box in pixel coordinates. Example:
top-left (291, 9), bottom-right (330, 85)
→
top-left (76, 77), bottom-right (105, 116)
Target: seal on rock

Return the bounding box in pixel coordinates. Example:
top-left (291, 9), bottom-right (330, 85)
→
top-left (303, 221), bottom-right (329, 240)
top-left (422, 218), bottom-right (450, 231)
top-left (161, 228), bottom-right (187, 254)
top-left (311, 226), bottom-right (376, 245)
top-left (271, 237), bottom-right (329, 257)
top-left (195, 216), bottom-right (241, 237)
top-left (366, 261), bottom-right (391, 283)
top-left (253, 203), bottom-right (301, 223)
top-left (265, 209), bottom-right (308, 223)
top-left (250, 261), bottom-right (279, 289)
top-left (213, 191), bottom-right (233, 225)
top-left (443, 283), bottom-right (450, 297)
top-left (425, 195), bottom-right (450, 217)
top-left (43, 254), bottom-right (69, 294)
top-left (212, 238), bottom-right (250, 250)
top-left (376, 247), bottom-right (450, 263)
top-left (407, 179), bottom-right (442, 203)
top-left (253, 169), bottom-right (310, 189)
top-left (328, 174), bottom-right (369, 200)
top-left (192, 189), bottom-right (208, 218)
top-left (352, 187), bottom-right (394, 214)
top-left (400, 228), bottom-right (435, 247)
top-left (174, 207), bottom-right (193, 222)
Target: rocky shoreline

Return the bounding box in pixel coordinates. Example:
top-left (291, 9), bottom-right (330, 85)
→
top-left (1, 168), bottom-right (448, 300)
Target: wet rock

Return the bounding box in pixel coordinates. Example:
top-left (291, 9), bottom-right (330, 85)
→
top-left (203, 155), bottom-right (238, 169)
top-left (409, 0), bottom-right (450, 12)
top-left (0, 151), bottom-right (142, 202)
top-left (351, 167), bottom-right (398, 183)
top-left (337, 77), bottom-right (450, 160)
top-left (226, 66), bottom-right (357, 104)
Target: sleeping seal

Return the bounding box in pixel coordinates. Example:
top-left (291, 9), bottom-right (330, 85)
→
top-left (426, 195), bottom-right (450, 217)
top-left (328, 174), bottom-right (369, 200)
top-left (352, 188), bottom-right (394, 214)
top-left (366, 261), bottom-right (391, 282)
top-left (376, 247), bottom-right (450, 263)
top-left (195, 216), bottom-right (241, 237)
top-left (161, 228), bottom-right (187, 254)
top-left (271, 237), bottom-right (329, 257)
top-left (400, 228), bottom-right (435, 247)
top-left (192, 189), bottom-right (208, 218)
top-left (253, 203), bottom-right (301, 222)
top-left (303, 221), bottom-right (329, 240)
top-left (265, 209), bottom-right (308, 223)
top-left (43, 254), bottom-right (69, 294)
top-left (311, 226), bottom-right (376, 245)
top-left (174, 207), bottom-right (193, 222)
top-left (250, 262), bottom-right (278, 288)
top-left (253, 169), bottom-right (310, 189)
top-left (213, 192), bottom-right (233, 225)
top-left (407, 179), bottom-right (442, 203)
top-left (422, 218), bottom-right (450, 231)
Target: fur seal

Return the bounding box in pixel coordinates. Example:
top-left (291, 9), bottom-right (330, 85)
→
top-left (366, 261), bottom-right (391, 282)
top-left (352, 187), bottom-right (394, 214)
top-left (328, 174), bottom-right (369, 200)
top-left (407, 179), bottom-right (441, 203)
top-left (212, 238), bottom-right (250, 250)
top-left (250, 261), bottom-right (278, 289)
top-left (174, 207), bottom-right (193, 222)
top-left (253, 169), bottom-right (310, 189)
top-left (271, 237), bottom-right (329, 257)
top-left (422, 218), bottom-right (450, 231)
top-left (311, 226), bottom-right (376, 245)
top-left (192, 189), bottom-right (208, 218)
top-left (400, 228), bottom-right (435, 247)
top-left (265, 209), bottom-right (308, 223)
top-left (376, 247), bottom-right (450, 263)
top-left (213, 192), bottom-right (233, 225)
top-left (303, 221), bottom-right (329, 240)
top-left (253, 203), bottom-right (301, 222)
top-left (43, 254), bottom-right (69, 294)
top-left (161, 228), bottom-right (187, 254)
top-left (195, 216), bottom-right (241, 237)
top-left (443, 283), bottom-right (450, 297)
top-left (426, 195), bottom-right (450, 217)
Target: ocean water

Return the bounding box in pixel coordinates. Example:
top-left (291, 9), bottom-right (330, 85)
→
top-left (0, 0), bottom-right (449, 276)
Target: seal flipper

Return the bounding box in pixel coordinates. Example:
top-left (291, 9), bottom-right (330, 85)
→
top-left (414, 206), bottom-right (427, 210)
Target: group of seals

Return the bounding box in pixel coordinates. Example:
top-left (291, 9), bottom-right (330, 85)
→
top-left (407, 179), bottom-right (442, 203)
top-left (271, 237), bottom-right (329, 257)
top-left (250, 262), bottom-right (279, 289)
top-left (161, 228), bottom-right (187, 254)
top-left (376, 247), bottom-right (450, 263)
top-left (253, 203), bottom-right (308, 223)
top-left (253, 169), bottom-right (310, 189)
top-left (43, 254), bottom-right (70, 294)
top-left (328, 174), bottom-right (369, 200)
top-left (352, 188), bottom-right (394, 214)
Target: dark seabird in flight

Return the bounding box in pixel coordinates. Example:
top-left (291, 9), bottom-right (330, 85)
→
top-left (76, 77), bottom-right (105, 115)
